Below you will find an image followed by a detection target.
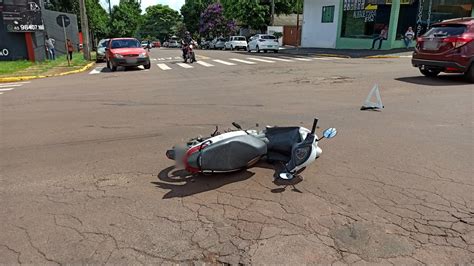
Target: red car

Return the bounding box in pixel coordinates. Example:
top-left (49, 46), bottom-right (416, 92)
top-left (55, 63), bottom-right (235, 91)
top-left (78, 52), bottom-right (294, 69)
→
top-left (412, 18), bottom-right (474, 82)
top-left (105, 38), bottom-right (151, 71)
top-left (153, 41), bottom-right (161, 48)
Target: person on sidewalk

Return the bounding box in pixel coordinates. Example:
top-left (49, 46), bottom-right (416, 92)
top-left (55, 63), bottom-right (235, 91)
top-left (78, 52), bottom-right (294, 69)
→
top-left (371, 25), bottom-right (388, 50)
top-left (66, 39), bottom-right (74, 61)
top-left (403, 26), bottom-right (415, 49)
top-left (45, 34), bottom-right (56, 60)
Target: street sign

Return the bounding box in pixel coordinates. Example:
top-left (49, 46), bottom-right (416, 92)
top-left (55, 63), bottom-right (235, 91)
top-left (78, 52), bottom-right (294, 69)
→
top-left (56, 14), bottom-right (71, 27)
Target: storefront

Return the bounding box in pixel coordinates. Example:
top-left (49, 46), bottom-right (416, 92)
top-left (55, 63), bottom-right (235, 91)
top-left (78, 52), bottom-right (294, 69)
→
top-left (302, 0), bottom-right (474, 49)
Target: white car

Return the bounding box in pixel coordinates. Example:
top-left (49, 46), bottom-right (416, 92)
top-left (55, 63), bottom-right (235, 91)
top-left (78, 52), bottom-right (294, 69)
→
top-left (247, 34), bottom-right (279, 53)
top-left (224, 36), bottom-right (247, 51)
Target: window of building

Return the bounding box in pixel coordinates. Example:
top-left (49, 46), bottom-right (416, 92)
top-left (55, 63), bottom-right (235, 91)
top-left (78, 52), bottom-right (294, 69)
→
top-left (397, 0), bottom-right (473, 39)
top-left (322, 5), bottom-right (335, 23)
top-left (340, 0), bottom-right (392, 38)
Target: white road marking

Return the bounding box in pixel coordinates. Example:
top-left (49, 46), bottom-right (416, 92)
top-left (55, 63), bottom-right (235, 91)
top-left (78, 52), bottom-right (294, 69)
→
top-left (174, 57), bottom-right (182, 60)
top-left (400, 55), bottom-right (413, 58)
top-left (0, 84), bottom-right (23, 88)
top-left (312, 57), bottom-right (333, 61)
top-left (247, 57), bottom-right (275, 63)
top-left (196, 61), bottom-right (214, 67)
top-left (157, 64), bottom-right (171, 70)
top-left (261, 57), bottom-right (293, 62)
top-left (293, 58), bottom-right (312, 61)
top-left (213, 59), bottom-right (236, 66)
top-left (0, 88), bottom-right (14, 91)
top-left (0, 92), bottom-right (3, 95)
top-left (230, 58), bottom-right (256, 64)
top-left (89, 67), bottom-right (103, 74)
top-left (0, 81), bottom-right (30, 86)
top-left (176, 63), bottom-right (193, 69)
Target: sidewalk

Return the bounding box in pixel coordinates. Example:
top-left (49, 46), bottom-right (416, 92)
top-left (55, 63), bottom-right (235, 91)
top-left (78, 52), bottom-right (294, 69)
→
top-left (280, 47), bottom-right (414, 58)
top-left (0, 53), bottom-right (95, 83)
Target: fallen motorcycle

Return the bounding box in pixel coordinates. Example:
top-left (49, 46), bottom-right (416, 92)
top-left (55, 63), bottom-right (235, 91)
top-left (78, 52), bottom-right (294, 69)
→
top-left (166, 119), bottom-right (337, 180)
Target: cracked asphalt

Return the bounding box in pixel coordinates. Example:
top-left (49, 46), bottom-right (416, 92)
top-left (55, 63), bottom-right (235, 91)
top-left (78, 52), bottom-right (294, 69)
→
top-left (1, 49), bottom-right (473, 264)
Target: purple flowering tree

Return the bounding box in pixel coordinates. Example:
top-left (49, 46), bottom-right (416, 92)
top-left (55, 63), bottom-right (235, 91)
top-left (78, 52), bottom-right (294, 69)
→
top-left (199, 3), bottom-right (236, 38)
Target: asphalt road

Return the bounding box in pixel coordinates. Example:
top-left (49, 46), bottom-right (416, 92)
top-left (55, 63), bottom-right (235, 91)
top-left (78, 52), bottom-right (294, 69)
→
top-left (1, 48), bottom-right (473, 264)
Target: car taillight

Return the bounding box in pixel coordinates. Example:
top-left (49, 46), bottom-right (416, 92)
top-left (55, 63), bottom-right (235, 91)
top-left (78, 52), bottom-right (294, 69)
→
top-left (416, 37), bottom-right (424, 43)
top-left (443, 36), bottom-right (473, 48)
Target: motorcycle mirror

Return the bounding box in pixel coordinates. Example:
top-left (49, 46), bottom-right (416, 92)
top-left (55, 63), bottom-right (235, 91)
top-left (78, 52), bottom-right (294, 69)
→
top-left (322, 128), bottom-right (337, 139)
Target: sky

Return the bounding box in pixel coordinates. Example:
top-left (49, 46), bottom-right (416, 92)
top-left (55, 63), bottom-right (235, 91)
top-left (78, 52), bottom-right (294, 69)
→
top-left (100, 0), bottom-right (185, 12)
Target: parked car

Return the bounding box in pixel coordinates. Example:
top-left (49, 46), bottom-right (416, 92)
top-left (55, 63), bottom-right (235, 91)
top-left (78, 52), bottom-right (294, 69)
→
top-left (96, 38), bottom-right (109, 62)
top-left (224, 36), bottom-right (247, 50)
top-left (153, 40), bottom-right (161, 48)
top-left (163, 41), bottom-right (169, 47)
top-left (210, 37), bottom-right (226, 50)
top-left (412, 17), bottom-right (474, 82)
top-left (201, 38), bottom-right (213, 49)
top-left (247, 34), bottom-right (280, 53)
top-left (106, 38), bottom-right (151, 71)
top-left (141, 40), bottom-right (151, 48)
top-left (168, 40), bottom-right (181, 48)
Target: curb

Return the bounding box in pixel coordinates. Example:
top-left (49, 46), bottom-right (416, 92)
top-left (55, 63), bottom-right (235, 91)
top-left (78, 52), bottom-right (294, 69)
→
top-left (364, 55), bottom-right (411, 59)
top-left (0, 62), bottom-right (95, 83)
top-left (313, 53), bottom-right (351, 59)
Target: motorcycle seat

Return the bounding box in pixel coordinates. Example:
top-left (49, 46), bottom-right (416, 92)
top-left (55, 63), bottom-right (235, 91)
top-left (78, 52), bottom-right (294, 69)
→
top-left (200, 135), bottom-right (267, 172)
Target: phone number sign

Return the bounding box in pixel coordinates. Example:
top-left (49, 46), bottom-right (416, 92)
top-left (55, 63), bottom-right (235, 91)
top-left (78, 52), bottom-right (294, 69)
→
top-left (2, 0), bottom-right (44, 32)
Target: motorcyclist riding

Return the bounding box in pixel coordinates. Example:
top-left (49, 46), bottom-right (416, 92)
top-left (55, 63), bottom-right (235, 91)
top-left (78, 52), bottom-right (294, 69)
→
top-left (181, 31), bottom-right (196, 61)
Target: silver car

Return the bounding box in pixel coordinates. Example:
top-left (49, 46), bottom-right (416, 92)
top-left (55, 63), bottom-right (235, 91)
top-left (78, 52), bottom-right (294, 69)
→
top-left (96, 38), bottom-right (109, 62)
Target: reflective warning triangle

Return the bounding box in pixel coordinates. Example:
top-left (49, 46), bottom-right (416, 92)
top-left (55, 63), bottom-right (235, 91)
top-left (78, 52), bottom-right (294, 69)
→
top-left (361, 84), bottom-right (384, 111)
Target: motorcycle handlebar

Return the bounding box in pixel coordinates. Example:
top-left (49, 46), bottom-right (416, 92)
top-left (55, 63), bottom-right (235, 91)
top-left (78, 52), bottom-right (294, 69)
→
top-left (311, 118), bottom-right (318, 134)
top-left (232, 122), bottom-right (242, 130)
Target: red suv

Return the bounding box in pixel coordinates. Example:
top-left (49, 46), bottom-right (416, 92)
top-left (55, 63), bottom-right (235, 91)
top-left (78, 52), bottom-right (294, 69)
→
top-left (412, 18), bottom-right (474, 82)
top-left (106, 38), bottom-right (151, 71)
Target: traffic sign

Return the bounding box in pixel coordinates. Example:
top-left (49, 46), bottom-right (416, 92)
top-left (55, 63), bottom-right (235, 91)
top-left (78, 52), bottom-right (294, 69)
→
top-left (56, 15), bottom-right (71, 27)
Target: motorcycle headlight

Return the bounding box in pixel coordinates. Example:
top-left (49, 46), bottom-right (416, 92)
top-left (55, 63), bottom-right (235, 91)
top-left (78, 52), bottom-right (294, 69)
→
top-left (138, 52), bottom-right (148, 58)
top-left (294, 146), bottom-right (312, 166)
top-left (114, 53), bottom-right (123, 58)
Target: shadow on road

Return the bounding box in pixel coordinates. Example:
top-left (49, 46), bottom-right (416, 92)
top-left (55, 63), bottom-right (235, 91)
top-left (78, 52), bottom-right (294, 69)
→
top-left (396, 75), bottom-right (470, 86)
top-left (153, 166), bottom-right (255, 199)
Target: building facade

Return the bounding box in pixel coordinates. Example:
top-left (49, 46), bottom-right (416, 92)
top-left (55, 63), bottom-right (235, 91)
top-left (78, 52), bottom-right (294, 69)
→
top-left (302, 0), bottom-right (474, 49)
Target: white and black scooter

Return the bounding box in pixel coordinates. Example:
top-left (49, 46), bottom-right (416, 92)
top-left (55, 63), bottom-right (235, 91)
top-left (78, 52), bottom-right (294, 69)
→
top-left (166, 119), bottom-right (337, 180)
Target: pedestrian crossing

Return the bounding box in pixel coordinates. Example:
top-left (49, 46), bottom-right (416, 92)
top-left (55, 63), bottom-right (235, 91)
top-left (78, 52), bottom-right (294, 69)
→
top-left (0, 81), bottom-right (30, 96)
top-left (88, 56), bottom-right (347, 74)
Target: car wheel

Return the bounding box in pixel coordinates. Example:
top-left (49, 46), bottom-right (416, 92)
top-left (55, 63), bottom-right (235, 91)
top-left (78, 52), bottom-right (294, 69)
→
top-left (256, 45), bottom-right (260, 53)
top-left (419, 68), bottom-right (440, 78)
top-left (231, 45), bottom-right (234, 51)
top-left (274, 50), bottom-right (279, 53)
top-left (264, 50), bottom-right (268, 53)
top-left (465, 64), bottom-right (474, 83)
top-left (144, 63), bottom-right (151, 69)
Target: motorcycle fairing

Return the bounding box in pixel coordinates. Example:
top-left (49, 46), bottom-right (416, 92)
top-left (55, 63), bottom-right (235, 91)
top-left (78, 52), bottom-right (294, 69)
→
top-left (285, 134), bottom-right (316, 173)
top-left (183, 134), bottom-right (267, 173)
top-left (265, 127), bottom-right (302, 156)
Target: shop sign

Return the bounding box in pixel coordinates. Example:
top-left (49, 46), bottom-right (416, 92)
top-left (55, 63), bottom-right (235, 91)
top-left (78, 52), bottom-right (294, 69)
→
top-left (3, 0), bottom-right (44, 32)
top-left (0, 49), bottom-right (10, 57)
top-left (344, 0), bottom-right (377, 22)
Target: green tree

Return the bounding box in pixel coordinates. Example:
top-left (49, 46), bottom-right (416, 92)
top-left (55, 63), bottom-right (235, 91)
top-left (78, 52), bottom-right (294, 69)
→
top-left (221, 0), bottom-right (300, 30)
top-left (180, 0), bottom-right (214, 35)
top-left (139, 4), bottom-right (181, 41)
top-left (110, 0), bottom-right (142, 37)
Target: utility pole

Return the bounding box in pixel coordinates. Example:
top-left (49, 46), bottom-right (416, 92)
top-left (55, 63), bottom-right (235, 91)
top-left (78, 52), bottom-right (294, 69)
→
top-left (78, 0), bottom-right (91, 60)
top-left (271, 0), bottom-right (275, 26)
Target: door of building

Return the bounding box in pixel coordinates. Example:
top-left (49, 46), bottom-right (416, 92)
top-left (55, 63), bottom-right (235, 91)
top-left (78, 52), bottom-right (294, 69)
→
top-left (301, 0), bottom-right (340, 48)
top-left (283, 26), bottom-right (301, 46)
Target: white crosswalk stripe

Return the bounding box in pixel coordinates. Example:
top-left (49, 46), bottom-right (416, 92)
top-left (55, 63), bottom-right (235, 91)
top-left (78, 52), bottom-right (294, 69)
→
top-left (230, 58), bottom-right (256, 64)
top-left (196, 61), bottom-right (214, 67)
top-left (89, 67), bottom-right (102, 74)
top-left (0, 81), bottom-right (28, 95)
top-left (213, 59), bottom-right (236, 66)
top-left (247, 57), bottom-right (275, 63)
top-left (312, 57), bottom-right (334, 61)
top-left (261, 57), bottom-right (293, 62)
top-left (176, 63), bottom-right (193, 69)
top-left (157, 64), bottom-right (172, 70)
top-left (293, 58), bottom-right (312, 61)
